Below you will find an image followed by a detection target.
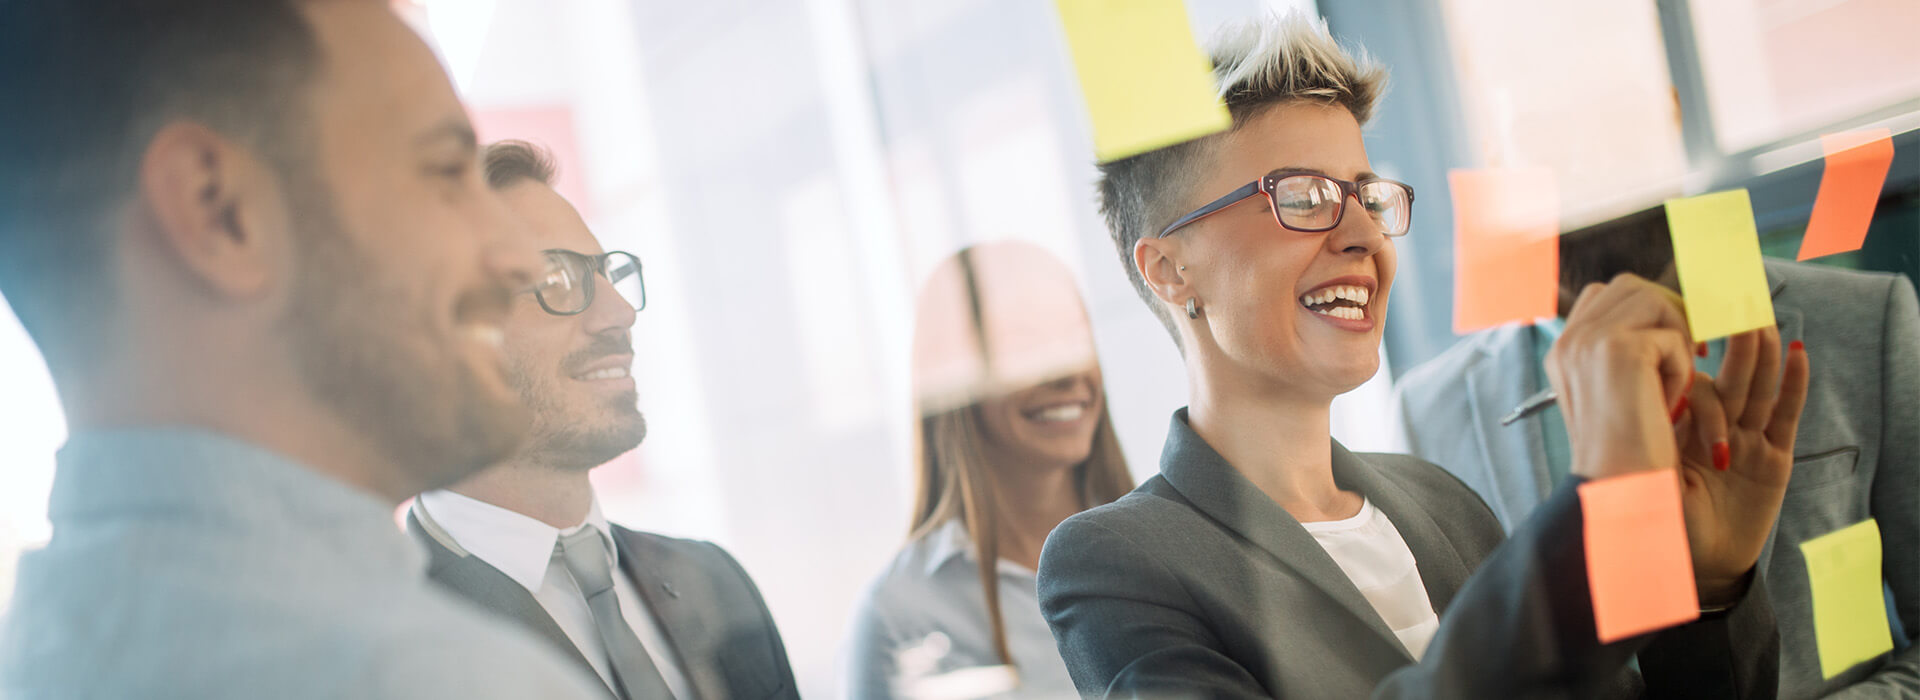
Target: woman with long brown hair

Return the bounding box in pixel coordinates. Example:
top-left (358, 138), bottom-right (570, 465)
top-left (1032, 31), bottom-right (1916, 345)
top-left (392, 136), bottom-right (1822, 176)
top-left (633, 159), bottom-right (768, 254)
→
top-left (846, 241), bottom-right (1134, 699)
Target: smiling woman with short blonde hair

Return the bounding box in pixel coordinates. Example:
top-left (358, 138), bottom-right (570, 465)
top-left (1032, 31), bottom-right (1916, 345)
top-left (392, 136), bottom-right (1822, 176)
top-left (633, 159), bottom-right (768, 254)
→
top-left (1037, 11), bottom-right (1806, 699)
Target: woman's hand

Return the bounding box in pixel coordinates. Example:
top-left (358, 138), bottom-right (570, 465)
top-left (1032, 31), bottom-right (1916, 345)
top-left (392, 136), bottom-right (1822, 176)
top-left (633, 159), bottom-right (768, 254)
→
top-left (1546, 274), bottom-right (1696, 480)
top-left (1672, 327), bottom-right (1811, 605)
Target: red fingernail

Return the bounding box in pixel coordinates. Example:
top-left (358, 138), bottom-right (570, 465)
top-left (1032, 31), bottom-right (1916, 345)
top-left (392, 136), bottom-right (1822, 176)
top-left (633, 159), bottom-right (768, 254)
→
top-left (1670, 395), bottom-right (1690, 423)
top-left (1696, 342), bottom-right (1708, 358)
top-left (1790, 340), bottom-right (1804, 353)
top-left (1712, 442), bottom-right (1730, 471)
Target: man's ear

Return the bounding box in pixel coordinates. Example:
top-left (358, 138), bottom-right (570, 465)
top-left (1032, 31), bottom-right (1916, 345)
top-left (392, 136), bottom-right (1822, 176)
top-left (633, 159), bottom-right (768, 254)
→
top-left (1134, 236), bottom-right (1190, 308)
top-left (137, 122), bottom-right (282, 300)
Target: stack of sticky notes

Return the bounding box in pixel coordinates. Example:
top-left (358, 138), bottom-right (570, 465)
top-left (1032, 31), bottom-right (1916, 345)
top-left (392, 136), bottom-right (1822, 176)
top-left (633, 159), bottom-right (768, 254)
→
top-left (1053, 0), bottom-right (1232, 162)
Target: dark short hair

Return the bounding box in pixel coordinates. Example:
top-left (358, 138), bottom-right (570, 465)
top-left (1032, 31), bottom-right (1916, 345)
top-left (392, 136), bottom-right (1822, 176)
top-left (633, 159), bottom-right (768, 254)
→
top-left (1559, 205), bottom-right (1675, 301)
top-left (0, 0), bottom-right (321, 362)
top-left (483, 140), bottom-right (557, 189)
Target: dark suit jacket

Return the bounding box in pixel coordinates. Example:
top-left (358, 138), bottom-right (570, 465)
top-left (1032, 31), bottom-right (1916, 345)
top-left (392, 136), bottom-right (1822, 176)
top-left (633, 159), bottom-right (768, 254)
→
top-left (407, 509), bottom-right (799, 700)
top-left (1037, 410), bottom-right (1779, 699)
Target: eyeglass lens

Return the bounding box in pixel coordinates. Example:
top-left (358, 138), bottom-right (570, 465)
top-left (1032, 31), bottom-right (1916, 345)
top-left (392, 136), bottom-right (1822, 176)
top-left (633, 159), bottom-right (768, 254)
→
top-left (1269, 175), bottom-right (1411, 236)
top-left (535, 251), bottom-right (645, 314)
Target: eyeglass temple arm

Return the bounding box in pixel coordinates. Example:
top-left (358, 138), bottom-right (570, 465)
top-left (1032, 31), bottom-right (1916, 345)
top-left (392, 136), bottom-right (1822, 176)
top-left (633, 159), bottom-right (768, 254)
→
top-left (1157, 181), bottom-right (1261, 238)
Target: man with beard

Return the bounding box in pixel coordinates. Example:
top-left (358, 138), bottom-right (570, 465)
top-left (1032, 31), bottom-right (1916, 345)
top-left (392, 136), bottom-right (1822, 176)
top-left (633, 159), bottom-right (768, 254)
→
top-left (0, 1), bottom-right (605, 698)
top-left (406, 141), bottom-right (798, 700)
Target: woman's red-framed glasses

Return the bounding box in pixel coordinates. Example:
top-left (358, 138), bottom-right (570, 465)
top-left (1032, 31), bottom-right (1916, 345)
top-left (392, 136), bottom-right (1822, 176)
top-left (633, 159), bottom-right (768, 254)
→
top-left (1157, 170), bottom-right (1415, 239)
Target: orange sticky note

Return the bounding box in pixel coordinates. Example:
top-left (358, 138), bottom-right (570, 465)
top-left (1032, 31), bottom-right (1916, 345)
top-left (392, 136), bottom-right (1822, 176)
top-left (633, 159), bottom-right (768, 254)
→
top-left (1579, 470), bottom-right (1700, 642)
top-left (1799, 129), bottom-right (1894, 261)
top-left (1450, 168), bottom-right (1560, 333)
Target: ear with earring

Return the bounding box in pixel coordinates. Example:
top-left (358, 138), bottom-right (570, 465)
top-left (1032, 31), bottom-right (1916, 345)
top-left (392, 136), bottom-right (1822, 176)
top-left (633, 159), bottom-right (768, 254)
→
top-left (1177, 265), bottom-right (1198, 318)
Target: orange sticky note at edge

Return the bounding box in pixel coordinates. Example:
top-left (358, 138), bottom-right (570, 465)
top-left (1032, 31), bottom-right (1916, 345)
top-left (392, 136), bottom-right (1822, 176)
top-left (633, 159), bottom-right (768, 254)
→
top-left (1449, 168), bottom-right (1560, 334)
top-left (1799, 129), bottom-right (1894, 261)
top-left (1579, 470), bottom-right (1700, 643)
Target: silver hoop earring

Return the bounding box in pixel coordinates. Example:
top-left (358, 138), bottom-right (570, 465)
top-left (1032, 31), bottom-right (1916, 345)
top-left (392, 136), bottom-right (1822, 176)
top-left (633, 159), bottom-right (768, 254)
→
top-left (1186, 298), bottom-right (1199, 319)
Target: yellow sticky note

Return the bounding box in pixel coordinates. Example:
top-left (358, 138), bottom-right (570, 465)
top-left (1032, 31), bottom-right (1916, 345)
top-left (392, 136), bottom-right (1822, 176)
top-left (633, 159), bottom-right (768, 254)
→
top-left (1054, 0), bottom-right (1232, 162)
top-left (1800, 519), bottom-right (1895, 679)
top-left (1665, 190), bottom-right (1776, 340)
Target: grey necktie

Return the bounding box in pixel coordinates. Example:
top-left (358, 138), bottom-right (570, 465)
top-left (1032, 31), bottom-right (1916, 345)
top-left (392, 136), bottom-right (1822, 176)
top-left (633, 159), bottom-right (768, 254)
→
top-left (558, 526), bottom-right (676, 700)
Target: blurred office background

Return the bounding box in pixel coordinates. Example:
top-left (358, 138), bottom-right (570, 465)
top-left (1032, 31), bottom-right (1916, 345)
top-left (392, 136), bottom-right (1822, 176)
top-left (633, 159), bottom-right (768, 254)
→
top-left (1, 0), bottom-right (1914, 696)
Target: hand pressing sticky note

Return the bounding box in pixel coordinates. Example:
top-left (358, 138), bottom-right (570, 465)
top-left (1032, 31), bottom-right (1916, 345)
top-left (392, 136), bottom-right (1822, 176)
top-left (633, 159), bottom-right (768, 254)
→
top-left (1579, 470), bottom-right (1699, 642)
top-left (1801, 519), bottom-right (1895, 679)
top-left (1054, 0), bottom-right (1231, 162)
top-left (1450, 168), bottom-right (1560, 334)
top-left (1666, 190), bottom-right (1776, 341)
top-left (1799, 129), bottom-right (1895, 261)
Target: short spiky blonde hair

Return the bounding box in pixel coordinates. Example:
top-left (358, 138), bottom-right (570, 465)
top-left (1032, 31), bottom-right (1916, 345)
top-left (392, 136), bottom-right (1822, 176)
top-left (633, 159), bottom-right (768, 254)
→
top-left (1097, 11), bottom-right (1386, 350)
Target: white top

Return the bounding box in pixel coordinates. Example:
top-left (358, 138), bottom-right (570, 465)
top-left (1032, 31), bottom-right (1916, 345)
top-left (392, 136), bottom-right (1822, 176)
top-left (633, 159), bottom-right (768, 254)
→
top-left (415, 489), bottom-right (696, 700)
top-left (844, 519), bottom-right (1077, 700)
top-left (1299, 498), bottom-right (1442, 660)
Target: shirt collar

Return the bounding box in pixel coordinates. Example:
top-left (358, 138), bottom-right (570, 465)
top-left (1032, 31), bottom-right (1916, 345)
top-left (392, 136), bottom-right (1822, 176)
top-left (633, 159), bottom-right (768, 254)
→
top-left (918, 518), bottom-right (1036, 579)
top-left (49, 427), bottom-right (424, 574)
top-left (414, 489), bottom-right (618, 593)
top-left (1532, 317), bottom-right (1567, 342)
top-left (921, 518), bottom-right (971, 576)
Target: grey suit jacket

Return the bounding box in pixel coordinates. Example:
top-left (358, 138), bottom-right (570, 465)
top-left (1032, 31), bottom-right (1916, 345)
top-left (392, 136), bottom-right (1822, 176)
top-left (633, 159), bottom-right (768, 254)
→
top-left (1390, 259), bottom-right (1920, 699)
top-left (1038, 409), bottom-right (1778, 699)
top-left (407, 512), bottom-right (800, 700)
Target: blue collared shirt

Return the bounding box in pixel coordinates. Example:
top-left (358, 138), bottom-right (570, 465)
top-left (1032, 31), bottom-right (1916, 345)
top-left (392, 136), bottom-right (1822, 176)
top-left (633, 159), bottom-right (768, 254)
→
top-left (844, 519), bottom-right (1077, 700)
top-left (0, 428), bottom-right (604, 699)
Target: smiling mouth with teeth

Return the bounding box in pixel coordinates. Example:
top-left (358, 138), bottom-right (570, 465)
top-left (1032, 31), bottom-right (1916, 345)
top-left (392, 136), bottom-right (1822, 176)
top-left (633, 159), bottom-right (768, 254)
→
top-left (576, 367), bottom-right (631, 381)
top-left (1299, 284), bottom-right (1371, 321)
top-left (1025, 403), bottom-right (1088, 423)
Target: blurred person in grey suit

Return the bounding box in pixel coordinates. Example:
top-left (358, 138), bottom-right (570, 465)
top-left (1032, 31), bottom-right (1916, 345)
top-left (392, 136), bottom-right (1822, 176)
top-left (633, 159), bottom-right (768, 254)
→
top-left (407, 140), bottom-right (798, 700)
top-left (0, 2), bottom-right (605, 698)
top-left (1391, 206), bottom-right (1920, 698)
top-left (1039, 11), bottom-right (1802, 699)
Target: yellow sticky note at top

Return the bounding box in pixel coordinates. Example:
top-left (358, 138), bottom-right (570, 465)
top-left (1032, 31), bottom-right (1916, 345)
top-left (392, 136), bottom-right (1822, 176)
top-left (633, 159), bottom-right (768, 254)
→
top-left (1665, 189), bottom-right (1776, 340)
top-left (1054, 0), bottom-right (1232, 162)
top-left (1801, 519), bottom-right (1894, 679)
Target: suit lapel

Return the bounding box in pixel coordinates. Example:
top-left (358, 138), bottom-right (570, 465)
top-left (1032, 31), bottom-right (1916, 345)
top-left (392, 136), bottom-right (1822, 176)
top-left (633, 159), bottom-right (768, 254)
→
top-left (1330, 443), bottom-right (1472, 614)
top-left (406, 511), bottom-right (613, 698)
top-left (613, 527), bottom-right (720, 700)
top-left (1463, 326), bottom-right (1555, 529)
top-left (1157, 411), bottom-right (1410, 659)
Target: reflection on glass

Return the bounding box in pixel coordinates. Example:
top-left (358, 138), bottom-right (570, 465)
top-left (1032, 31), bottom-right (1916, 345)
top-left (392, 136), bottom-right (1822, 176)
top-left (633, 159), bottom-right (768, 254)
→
top-left (1439, 0), bottom-right (1689, 226)
top-left (845, 242), bottom-right (1133, 700)
top-left (1692, 0), bottom-right (1920, 152)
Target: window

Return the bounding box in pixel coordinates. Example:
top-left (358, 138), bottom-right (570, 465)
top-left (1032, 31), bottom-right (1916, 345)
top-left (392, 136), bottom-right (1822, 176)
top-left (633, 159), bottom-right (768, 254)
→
top-left (1691, 0), bottom-right (1920, 153)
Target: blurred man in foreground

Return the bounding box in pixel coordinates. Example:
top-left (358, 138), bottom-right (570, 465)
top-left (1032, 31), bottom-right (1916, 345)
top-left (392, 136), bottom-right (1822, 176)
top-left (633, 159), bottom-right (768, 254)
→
top-left (0, 2), bottom-right (604, 697)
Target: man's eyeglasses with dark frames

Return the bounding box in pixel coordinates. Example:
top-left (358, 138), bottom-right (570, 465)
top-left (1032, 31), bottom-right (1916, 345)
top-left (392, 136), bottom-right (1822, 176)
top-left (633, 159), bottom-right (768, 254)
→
top-left (1158, 170), bottom-right (1416, 239)
top-left (529, 249), bottom-right (646, 316)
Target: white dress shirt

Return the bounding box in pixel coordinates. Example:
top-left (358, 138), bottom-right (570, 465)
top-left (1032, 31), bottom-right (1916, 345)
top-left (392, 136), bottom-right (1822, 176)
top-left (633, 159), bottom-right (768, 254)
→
top-left (415, 489), bottom-right (696, 700)
top-left (1300, 497), bottom-right (1442, 660)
